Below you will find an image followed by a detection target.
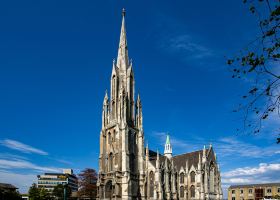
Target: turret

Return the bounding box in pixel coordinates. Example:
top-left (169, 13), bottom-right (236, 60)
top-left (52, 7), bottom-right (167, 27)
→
top-left (156, 149), bottom-right (160, 169)
top-left (185, 159), bottom-right (189, 174)
top-left (136, 94), bottom-right (143, 130)
top-left (110, 60), bottom-right (118, 120)
top-left (164, 134), bottom-right (172, 159)
top-left (102, 90), bottom-right (109, 128)
top-left (127, 64), bottom-right (134, 123)
top-left (202, 145), bottom-right (206, 163)
top-left (145, 143), bottom-right (149, 169)
top-left (198, 152), bottom-right (202, 171)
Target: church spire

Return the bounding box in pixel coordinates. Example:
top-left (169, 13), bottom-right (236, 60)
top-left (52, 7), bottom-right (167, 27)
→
top-left (164, 133), bottom-right (172, 159)
top-left (117, 8), bottom-right (129, 73)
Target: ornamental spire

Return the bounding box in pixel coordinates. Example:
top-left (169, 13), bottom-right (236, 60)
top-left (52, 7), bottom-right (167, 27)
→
top-left (164, 133), bottom-right (172, 159)
top-left (117, 8), bottom-right (129, 73)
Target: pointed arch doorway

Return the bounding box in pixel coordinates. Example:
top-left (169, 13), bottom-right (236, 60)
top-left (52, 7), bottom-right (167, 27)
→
top-left (105, 180), bottom-right (113, 200)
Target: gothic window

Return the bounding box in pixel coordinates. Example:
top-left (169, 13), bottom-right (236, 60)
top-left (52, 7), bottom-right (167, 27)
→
top-left (180, 186), bottom-right (184, 198)
top-left (180, 172), bottom-right (184, 184)
top-left (129, 153), bottom-right (135, 173)
top-left (149, 171), bottom-right (154, 198)
top-left (144, 182), bottom-right (147, 198)
top-left (210, 164), bottom-right (215, 193)
top-left (190, 171), bottom-right (195, 183)
top-left (108, 132), bottom-right (111, 145)
top-left (190, 185), bottom-right (195, 198)
top-left (105, 180), bottom-right (113, 199)
top-left (109, 153), bottom-right (113, 171)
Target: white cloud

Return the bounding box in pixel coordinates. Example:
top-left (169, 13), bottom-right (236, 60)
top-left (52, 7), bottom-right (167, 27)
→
top-left (0, 158), bottom-right (61, 173)
top-left (0, 139), bottom-right (48, 155)
top-left (151, 132), bottom-right (279, 159)
top-left (169, 35), bottom-right (213, 59)
top-left (222, 163), bottom-right (280, 178)
top-left (0, 169), bottom-right (36, 193)
top-left (222, 163), bottom-right (280, 187)
top-left (160, 34), bottom-right (214, 61)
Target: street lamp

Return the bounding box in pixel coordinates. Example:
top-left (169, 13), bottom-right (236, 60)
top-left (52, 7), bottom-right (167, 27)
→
top-left (62, 183), bottom-right (67, 200)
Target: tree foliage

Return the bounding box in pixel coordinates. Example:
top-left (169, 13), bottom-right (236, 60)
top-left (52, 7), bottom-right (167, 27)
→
top-left (28, 184), bottom-right (53, 200)
top-left (0, 189), bottom-right (21, 200)
top-left (52, 184), bottom-right (71, 200)
top-left (77, 168), bottom-right (98, 200)
top-left (28, 183), bottom-right (40, 200)
top-left (228, 0), bottom-right (280, 142)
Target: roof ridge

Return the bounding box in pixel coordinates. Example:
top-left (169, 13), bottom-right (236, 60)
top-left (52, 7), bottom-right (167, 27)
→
top-left (173, 149), bottom-right (204, 158)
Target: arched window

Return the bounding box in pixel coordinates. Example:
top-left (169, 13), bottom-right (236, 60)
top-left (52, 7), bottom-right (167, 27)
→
top-left (108, 132), bottom-right (111, 145)
top-left (210, 164), bottom-right (215, 193)
top-left (109, 153), bottom-right (113, 171)
top-left (105, 180), bottom-right (113, 199)
top-left (180, 186), bottom-right (184, 198)
top-left (149, 171), bottom-right (154, 198)
top-left (129, 153), bottom-right (135, 173)
top-left (190, 171), bottom-right (195, 183)
top-left (190, 185), bottom-right (195, 198)
top-left (180, 172), bottom-right (184, 184)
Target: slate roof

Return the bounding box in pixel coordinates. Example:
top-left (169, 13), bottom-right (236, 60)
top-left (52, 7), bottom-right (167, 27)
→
top-left (229, 183), bottom-right (280, 189)
top-left (0, 183), bottom-right (18, 189)
top-left (173, 150), bottom-right (204, 171)
top-left (148, 148), bottom-right (214, 171)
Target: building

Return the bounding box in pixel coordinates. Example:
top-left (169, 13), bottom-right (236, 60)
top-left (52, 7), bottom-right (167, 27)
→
top-left (96, 9), bottom-right (223, 200)
top-left (37, 169), bottom-right (78, 192)
top-left (228, 183), bottom-right (280, 200)
top-left (0, 183), bottom-right (18, 193)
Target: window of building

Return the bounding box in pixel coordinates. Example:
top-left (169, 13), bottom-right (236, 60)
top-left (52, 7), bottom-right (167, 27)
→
top-left (267, 188), bottom-right (272, 193)
top-left (240, 189), bottom-right (243, 194)
top-left (190, 185), bottom-right (195, 198)
top-left (249, 189), bottom-right (253, 194)
top-left (149, 171), bottom-right (154, 198)
top-left (232, 190), bottom-right (235, 194)
top-left (108, 132), bottom-right (111, 144)
top-left (109, 153), bottom-right (113, 172)
top-left (180, 186), bottom-right (184, 198)
top-left (232, 198), bottom-right (235, 200)
top-left (209, 165), bottom-right (215, 193)
top-left (180, 173), bottom-right (184, 184)
top-left (278, 188), bottom-right (280, 193)
top-left (190, 171), bottom-right (195, 183)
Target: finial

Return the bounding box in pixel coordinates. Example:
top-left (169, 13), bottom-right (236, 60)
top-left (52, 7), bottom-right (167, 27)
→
top-left (104, 89), bottom-right (108, 98)
top-left (122, 8), bottom-right (126, 16)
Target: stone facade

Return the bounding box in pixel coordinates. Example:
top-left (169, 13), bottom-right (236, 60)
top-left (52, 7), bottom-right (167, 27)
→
top-left (97, 9), bottom-right (223, 200)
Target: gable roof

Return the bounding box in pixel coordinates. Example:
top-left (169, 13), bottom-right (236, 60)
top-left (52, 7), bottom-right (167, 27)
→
top-left (0, 183), bottom-right (18, 189)
top-left (173, 149), bottom-right (203, 171)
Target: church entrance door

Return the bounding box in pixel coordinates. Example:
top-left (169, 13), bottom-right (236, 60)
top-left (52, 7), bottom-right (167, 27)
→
top-left (105, 180), bottom-right (113, 200)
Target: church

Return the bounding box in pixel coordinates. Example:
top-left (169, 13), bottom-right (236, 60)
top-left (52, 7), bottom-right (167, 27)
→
top-left (96, 9), bottom-right (223, 200)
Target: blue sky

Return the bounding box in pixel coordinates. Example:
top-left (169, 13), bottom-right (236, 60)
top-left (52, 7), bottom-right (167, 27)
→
top-left (0, 0), bottom-right (279, 195)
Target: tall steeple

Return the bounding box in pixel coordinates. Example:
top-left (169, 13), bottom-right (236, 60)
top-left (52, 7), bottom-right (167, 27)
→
top-left (164, 133), bottom-right (172, 159)
top-left (117, 8), bottom-right (129, 73)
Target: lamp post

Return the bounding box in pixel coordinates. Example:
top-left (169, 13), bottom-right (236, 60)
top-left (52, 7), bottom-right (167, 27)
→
top-left (62, 183), bottom-right (67, 200)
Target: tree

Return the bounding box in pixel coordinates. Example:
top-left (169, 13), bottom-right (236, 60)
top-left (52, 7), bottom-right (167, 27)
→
top-left (52, 184), bottom-right (71, 200)
top-left (78, 168), bottom-right (98, 200)
top-left (0, 189), bottom-right (21, 200)
top-left (28, 183), bottom-right (40, 200)
top-left (228, 0), bottom-right (280, 142)
top-left (39, 187), bottom-right (52, 200)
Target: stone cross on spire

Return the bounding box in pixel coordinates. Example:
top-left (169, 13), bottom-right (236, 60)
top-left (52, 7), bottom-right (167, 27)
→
top-left (117, 8), bottom-right (129, 73)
